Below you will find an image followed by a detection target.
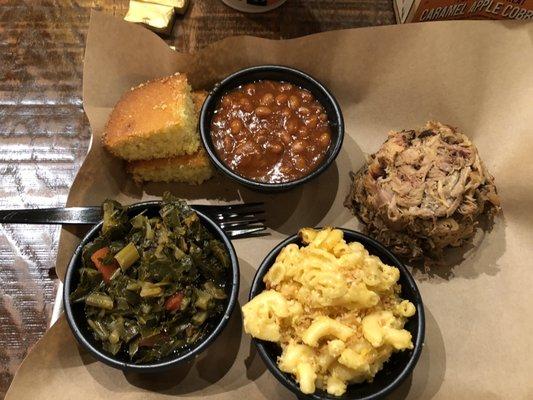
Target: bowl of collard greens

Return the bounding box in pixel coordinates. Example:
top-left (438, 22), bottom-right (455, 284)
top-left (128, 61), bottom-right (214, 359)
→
top-left (63, 196), bottom-right (239, 372)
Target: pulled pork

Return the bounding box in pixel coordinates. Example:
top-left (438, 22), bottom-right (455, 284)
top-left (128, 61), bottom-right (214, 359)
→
top-left (345, 121), bottom-right (500, 261)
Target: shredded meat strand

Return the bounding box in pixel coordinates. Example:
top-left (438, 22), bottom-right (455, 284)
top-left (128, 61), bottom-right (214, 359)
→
top-left (345, 121), bottom-right (501, 261)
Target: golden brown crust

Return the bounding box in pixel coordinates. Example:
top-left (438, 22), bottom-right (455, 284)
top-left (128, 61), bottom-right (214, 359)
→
top-left (126, 148), bottom-right (214, 184)
top-left (127, 148), bottom-right (210, 171)
top-left (192, 90), bottom-right (208, 114)
top-left (102, 73), bottom-right (194, 155)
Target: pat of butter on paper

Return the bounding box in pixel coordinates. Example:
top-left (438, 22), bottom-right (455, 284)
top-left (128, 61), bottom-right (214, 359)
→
top-left (124, 0), bottom-right (175, 30)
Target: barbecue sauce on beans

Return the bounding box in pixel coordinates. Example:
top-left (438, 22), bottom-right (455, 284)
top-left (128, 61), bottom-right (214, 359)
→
top-left (210, 80), bottom-right (332, 183)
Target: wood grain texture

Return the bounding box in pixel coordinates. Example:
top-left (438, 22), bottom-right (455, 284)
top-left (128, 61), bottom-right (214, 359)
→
top-left (0, 0), bottom-right (394, 397)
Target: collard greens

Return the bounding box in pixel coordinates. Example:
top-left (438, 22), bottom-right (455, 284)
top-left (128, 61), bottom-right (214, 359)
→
top-left (70, 195), bottom-right (230, 363)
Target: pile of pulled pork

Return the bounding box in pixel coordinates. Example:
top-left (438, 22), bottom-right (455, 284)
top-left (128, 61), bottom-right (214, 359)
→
top-left (345, 121), bottom-right (500, 261)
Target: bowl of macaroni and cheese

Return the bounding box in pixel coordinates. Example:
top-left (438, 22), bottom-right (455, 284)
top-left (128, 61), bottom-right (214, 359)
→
top-left (242, 227), bottom-right (424, 399)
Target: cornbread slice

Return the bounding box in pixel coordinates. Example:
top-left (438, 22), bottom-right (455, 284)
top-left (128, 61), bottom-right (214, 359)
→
top-left (126, 90), bottom-right (213, 184)
top-left (127, 148), bottom-right (213, 184)
top-left (191, 89), bottom-right (207, 114)
top-left (103, 73), bottom-right (198, 161)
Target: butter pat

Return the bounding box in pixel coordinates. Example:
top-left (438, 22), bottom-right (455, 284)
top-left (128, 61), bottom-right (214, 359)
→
top-left (137, 0), bottom-right (190, 14)
top-left (124, 0), bottom-right (175, 34)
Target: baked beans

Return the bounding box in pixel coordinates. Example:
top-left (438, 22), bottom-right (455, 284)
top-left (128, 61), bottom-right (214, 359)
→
top-left (210, 80), bottom-right (332, 183)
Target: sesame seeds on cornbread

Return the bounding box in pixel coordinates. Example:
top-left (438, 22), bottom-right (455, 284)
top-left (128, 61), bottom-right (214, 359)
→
top-left (103, 73), bottom-right (198, 161)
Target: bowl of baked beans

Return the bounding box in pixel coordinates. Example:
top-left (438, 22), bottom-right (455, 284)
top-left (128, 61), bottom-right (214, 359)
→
top-left (199, 65), bottom-right (344, 191)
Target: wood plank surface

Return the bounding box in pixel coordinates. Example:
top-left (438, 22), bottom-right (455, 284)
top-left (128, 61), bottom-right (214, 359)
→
top-left (0, 0), bottom-right (394, 397)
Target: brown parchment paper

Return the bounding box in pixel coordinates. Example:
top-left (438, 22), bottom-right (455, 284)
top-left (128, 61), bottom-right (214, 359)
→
top-left (7, 10), bottom-right (533, 400)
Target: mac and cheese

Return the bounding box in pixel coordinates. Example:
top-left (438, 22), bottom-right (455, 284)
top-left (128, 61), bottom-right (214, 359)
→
top-left (242, 228), bottom-right (416, 396)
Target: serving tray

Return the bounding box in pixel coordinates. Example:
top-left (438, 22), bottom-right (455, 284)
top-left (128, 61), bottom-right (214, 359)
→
top-left (6, 11), bottom-right (533, 400)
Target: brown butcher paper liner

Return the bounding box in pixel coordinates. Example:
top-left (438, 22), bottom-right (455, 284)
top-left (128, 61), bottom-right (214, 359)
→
top-left (7, 10), bottom-right (533, 400)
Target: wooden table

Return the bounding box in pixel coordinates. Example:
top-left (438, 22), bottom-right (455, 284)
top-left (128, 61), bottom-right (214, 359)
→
top-left (0, 0), bottom-right (394, 397)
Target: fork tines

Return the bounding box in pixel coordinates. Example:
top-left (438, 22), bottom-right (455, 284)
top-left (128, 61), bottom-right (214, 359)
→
top-left (205, 202), bottom-right (266, 238)
top-left (204, 202), bottom-right (264, 219)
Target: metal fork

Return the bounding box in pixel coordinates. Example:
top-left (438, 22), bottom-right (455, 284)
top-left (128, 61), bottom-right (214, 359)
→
top-left (0, 203), bottom-right (267, 239)
top-left (194, 203), bottom-right (266, 238)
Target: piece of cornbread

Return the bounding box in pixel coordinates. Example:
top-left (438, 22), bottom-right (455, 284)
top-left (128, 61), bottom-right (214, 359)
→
top-left (127, 148), bottom-right (213, 184)
top-left (126, 90), bottom-right (213, 184)
top-left (103, 73), bottom-right (198, 161)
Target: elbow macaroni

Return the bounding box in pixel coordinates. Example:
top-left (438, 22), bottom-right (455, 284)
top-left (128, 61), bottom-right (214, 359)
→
top-left (302, 317), bottom-right (353, 347)
top-left (242, 228), bottom-right (416, 396)
top-left (241, 290), bottom-right (290, 341)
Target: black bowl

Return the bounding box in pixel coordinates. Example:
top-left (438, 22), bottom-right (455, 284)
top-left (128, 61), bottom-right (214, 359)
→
top-left (199, 65), bottom-right (344, 192)
top-left (249, 229), bottom-right (425, 399)
top-left (63, 201), bottom-right (240, 372)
